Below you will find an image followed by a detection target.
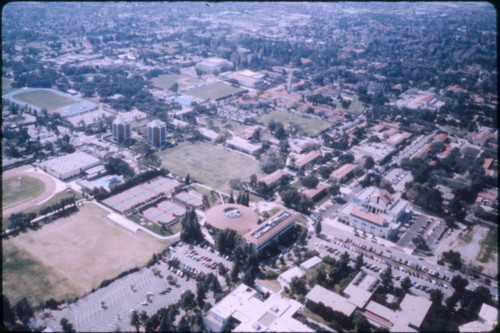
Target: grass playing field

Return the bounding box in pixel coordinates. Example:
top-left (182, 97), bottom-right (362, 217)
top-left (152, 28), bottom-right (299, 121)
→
top-left (2, 203), bottom-right (170, 304)
top-left (12, 89), bottom-right (77, 112)
top-left (340, 94), bottom-right (365, 115)
top-left (151, 74), bottom-right (203, 91)
top-left (184, 82), bottom-right (247, 101)
top-left (257, 110), bottom-right (332, 137)
top-left (158, 141), bottom-right (264, 192)
top-left (2, 176), bottom-right (45, 208)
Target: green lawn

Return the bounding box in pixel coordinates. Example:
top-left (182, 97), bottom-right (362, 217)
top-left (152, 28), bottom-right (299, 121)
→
top-left (257, 110), bottom-right (331, 137)
top-left (3, 243), bottom-right (78, 306)
top-left (184, 82), bottom-right (247, 101)
top-left (129, 214), bottom-right (181, 236)
top-left (340, 94), bottom-right (365, 115)
top-left (478, 227), bottom-right (498, 263)
top-left (158, 141), bottom-right (264, 192)
top-left (3, 176), bottom-right (45, 207)
top-left (12, 90), bottom-right (78, 112)
top-left (3, 203), bottom-right (170, 304)
top-left (3, 190), bottom-right (83, 228)
top-left (151, 74), bottom-right (203, 91)
top-left (2, 77), bottom-right (17, 95)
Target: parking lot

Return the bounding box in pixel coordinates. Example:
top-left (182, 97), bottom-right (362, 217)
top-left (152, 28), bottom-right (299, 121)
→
top-left (37, 257), bottom-right (198, 332)
top-left (396, 213), bottom-right (445, 249)
top-left (311, 234), bottom-right (453, 299)
top-left (173, 241), bottom-right (233, 282)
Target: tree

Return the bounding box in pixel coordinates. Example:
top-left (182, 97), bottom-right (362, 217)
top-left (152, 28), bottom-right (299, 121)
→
top-left (380, 266), bottom-right (394, 291)
top-left (130, 310), bottom-right (140, 333)
top-left (215, 229), bottom-right (239, 255)
top-left (202, 195), bottom-right (210, 209)
top-left (354, 253), bottom-right (364, 272)
top-left (302, 175), bottom-right (319, 189)
top-left (290, 276), bottom-right (308, 295)
top-left (353, 312), bottom-right (371, 332)
top-left (400, 276), bottom-right (412, 294)
top-left (196, 283), bottom-right (206, 307)
top-left (210, 276), bottom-right (223, 294)
top-left (169, 82), bottom-right (178, 93)
top-left (105, 158), bottom-right (135, 177)
top-left (250, 174), bottom-right (258, 188)
top-left (364, 156), bottom-right (375, 169)
top-left (259, 151), bottom-right (284, 174)
top-left (315, 220), bottom-right (322, 236)
top-left (442, 250), bottom-right (462, 269)
top-left (451, 275), bottom-right (468, 293)
top-left (2, 295), bottom-right (16, 327)
top-left (179, 290), bottom-right (196, 311)
top-left (185, 173), bottom-right (191, 185)
top-left (230, 260), bottom-right (240, 282)
top-left (281, 188), bottom-right (301, 208)
top-left (242, 270), bottom-right (256, 287)
top-left (15, 297), bottom-right (33, 323)
top-left (430, 289), bottom-right (444, 306)
top-left (60, 318), bottom-right (76, 333)
top-left (177, 315), bottom-right (190, 332)
top-left (180, 209), bottom-right (203, 243)
top-left (298, 227), bottom-right (308, 245)
top-left (228, 191), bottom-right (235, 204)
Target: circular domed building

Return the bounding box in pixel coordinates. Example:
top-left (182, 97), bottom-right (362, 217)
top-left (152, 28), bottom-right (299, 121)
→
top-left (205, 203), bottom-right (259, 236)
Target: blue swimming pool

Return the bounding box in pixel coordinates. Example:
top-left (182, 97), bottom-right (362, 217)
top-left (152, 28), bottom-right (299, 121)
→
top-left (94, 176), bottom-right (124, 189)
top-left (172, 96), bottom-right (192, 106)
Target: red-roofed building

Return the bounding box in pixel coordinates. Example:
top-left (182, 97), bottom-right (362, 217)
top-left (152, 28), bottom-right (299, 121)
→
top-left (294, 150), bottom-right (322, 169)
top-left (437, 145), bottom-right (454, 159)
top-left (330, 163), bottom-right (360, 183)
top-left (475, 191), bottom-right (498, 207)
top-left (302, 183), bottom-right (329, 202)
top-left (261, 169), bottom-right (288, 187)
top-left (434, 133), bottom-right (448, 143)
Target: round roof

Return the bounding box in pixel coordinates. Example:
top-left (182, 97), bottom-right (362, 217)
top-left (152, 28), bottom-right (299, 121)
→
top-left (205, 203), bottom-right (259, 235)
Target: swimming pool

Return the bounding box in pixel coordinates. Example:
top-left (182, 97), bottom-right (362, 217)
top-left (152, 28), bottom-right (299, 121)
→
top-left (94, 176), bottom-right (124, 189)
top-left (172, 96), bottom-right (192, 106)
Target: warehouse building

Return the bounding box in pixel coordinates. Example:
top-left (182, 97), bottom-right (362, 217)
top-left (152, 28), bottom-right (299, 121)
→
top-left (40, 151), bottom-right (101, 180)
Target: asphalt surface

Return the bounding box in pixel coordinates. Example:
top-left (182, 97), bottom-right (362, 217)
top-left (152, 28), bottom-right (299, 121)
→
top-left (36, 242), bottom-right (230, 332)
top-left (312, 220), bottom-right (497, 300)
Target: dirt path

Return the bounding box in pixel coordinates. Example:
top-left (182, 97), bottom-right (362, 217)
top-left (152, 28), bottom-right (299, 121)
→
top-left (2, 165), bottom-right (58, 218)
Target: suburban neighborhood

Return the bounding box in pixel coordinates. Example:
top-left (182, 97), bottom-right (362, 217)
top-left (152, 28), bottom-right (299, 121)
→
top-left (1, 2), bottom-right (498, 332)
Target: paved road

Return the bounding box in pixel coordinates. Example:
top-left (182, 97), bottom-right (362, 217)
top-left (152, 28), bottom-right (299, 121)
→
top-left (315, 219), bottom-right (498, 299)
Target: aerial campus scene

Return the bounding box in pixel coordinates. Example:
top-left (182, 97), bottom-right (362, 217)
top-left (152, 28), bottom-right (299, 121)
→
top-left (1, 2), bottom-right (498, 332)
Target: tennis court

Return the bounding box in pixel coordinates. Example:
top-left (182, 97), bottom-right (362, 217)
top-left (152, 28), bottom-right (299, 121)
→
top-left (158, 200), bottom-right (186, 216)
top-left (174, 191), bottom-right (203, 208)
top-left (102, 177), bottom-right (181, 213)
top-left (142, 207), bottom-right (176, 225)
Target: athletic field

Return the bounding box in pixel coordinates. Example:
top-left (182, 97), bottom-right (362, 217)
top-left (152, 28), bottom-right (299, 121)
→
top-left (2, 165), bottom-right (58, 220)
top-left (3, 88), bottom-right (97, 116)
top-left (158, 141), bottom-right (264, 192)
top-left (184, 82), bottom-right (247, 101)
top-left (2, 203), bottom-right (169, 304)
top-left (340, 94), bottom-right (365, 115)
top-left (152, 74), bottom-right (203, 91)
top-left (3, 176), bottom-right (45, 208)
top-left (257, 110), bottom-right (332, 137)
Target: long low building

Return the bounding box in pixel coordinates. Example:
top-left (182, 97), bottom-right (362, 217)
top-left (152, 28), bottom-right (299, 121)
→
top-left (226, 136), bottom-right (262, 156)
top-left (305, 284), bottom-right (357, 318)
top-left (330, 163), bottom-right (360, 183)
top-left (243, 210), bottom-right (296, 252)
top-left (39, 151), bottom-right (101, 180)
